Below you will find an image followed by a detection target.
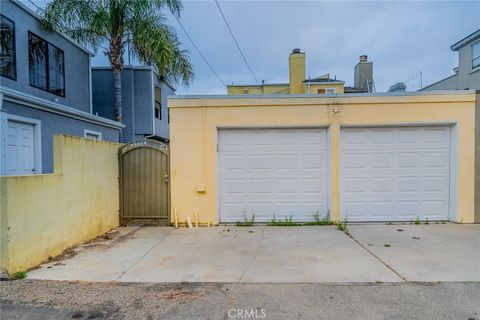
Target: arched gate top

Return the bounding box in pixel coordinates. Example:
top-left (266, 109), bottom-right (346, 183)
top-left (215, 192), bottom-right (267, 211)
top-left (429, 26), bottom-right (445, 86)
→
top-left (119, 139), bottom-right (168, 156)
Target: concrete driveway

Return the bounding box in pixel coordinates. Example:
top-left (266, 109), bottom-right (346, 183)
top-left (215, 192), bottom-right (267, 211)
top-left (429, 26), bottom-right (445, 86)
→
top-left (28, 224), bottom-right (480, 283)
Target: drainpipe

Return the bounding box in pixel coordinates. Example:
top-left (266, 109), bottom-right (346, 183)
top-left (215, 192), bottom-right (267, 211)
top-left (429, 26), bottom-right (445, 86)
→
top-left (202, 103), bottom-right (208, 193)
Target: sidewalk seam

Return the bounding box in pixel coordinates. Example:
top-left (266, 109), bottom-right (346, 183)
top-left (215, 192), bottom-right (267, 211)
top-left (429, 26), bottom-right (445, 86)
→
top-left (115, 229), bottom-right (174, 281)
top-left (348, 232), bottom-right (408, 282)
top-left (237, 227), bottom-right (265, 283)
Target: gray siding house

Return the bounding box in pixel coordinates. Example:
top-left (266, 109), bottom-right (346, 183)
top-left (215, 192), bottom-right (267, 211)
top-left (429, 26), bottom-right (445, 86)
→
top-left (0, 0), bottom-right (124, 175)
top-left (421, 29), bottom-right (480, 91)
top-left (92, 66), bottom-right (174, 143)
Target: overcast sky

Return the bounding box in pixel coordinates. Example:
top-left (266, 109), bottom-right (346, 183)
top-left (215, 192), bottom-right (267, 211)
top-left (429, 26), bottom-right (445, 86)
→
top-left (26, 0), bottom-right (480, 94)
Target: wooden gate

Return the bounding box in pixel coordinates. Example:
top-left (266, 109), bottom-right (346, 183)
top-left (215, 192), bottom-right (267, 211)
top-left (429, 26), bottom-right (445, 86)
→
top-left (119, 140), bottom-right (169, 224)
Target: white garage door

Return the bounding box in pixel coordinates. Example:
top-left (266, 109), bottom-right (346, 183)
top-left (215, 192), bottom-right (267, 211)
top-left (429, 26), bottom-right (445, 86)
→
top-left (218, 128), bottom-right (329, 223)
top-left (340, 126), bottom-right (451, 222)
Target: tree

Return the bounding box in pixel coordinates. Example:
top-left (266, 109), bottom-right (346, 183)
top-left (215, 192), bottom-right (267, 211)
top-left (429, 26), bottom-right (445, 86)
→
top-left (42, 0), bottom-right (193, 125)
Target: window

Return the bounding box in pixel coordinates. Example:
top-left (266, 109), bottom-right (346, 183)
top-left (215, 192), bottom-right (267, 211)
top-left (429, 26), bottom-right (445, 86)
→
top-left (326, 88), bottom-right (336, 94)
top-left (154, 86), bottom-right (161, 119)
top-left (317, 88), bottom-right (336, 94)
top-left (243, 89), bottom-right (249, 94)
top-left (28, 32), bottom-right (65, 96)
top-left (0, 15), bottom-right (16, 80)
top-left (84, 129), bottom-right (102, 141)
top-left (472, 41), bottom-right (480, 70)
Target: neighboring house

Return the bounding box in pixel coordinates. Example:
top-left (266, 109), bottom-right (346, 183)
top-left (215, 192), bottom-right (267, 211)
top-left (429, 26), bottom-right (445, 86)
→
top-left (227, 49), bottom-right (375, 95)
top-left (92, 66), bottom-right (174, 143)
top-left (0, 0), bottom-right (124, 175)
top-left (421, 29), bottom-right (480, 91)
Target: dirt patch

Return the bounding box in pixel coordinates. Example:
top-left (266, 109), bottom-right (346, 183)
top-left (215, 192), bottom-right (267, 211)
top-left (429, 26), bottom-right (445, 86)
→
top-left (160, 288), bottom-right (202, 301)
top-left (48, 247), bottom-right (77, 262)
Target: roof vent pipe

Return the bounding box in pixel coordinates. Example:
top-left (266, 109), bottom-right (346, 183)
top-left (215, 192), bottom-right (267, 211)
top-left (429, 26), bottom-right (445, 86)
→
top-left (292, 48), bottom-right (301, 53)
top-left (359, 55), bottom-right (368, 62)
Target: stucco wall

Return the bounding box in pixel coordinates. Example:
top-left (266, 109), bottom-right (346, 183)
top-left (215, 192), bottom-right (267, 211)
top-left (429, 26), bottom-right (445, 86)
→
top-left (2, 101), bottom-right (120, 173)
top-left (0, 0), bottom-right (91, 112)
top-left (0, 135), bottom-right (121, 273)
top-left (168, 92), bottom-right (477, 225)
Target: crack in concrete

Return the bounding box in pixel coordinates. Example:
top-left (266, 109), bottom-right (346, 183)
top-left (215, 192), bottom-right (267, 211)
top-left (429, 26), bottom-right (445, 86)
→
top-left (115, 228), bottom-right (174, 281)
top-left (347, 231), bottom-right (408, 282)
top-left (237, 227), bottom-right (265, 283)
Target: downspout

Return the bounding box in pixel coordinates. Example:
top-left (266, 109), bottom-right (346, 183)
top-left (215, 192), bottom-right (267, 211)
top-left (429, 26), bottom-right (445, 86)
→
top-left (202, 103), bottom-right (207, 193)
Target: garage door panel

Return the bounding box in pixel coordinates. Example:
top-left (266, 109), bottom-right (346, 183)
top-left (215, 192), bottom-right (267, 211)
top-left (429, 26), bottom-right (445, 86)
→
top-left (219, 128), bottom-right (329, 223)
top-left (341, 126), bottom-right (451, 221)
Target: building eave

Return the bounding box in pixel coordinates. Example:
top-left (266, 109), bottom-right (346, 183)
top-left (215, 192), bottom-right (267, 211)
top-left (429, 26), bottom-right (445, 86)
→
top-left (227, 83), bottom-right (288, 88)
top-left (92, 65), bottom-right (176, 92)
top-left (451, 29), bottom-right (480, 51)
top-left (0, 86), bottom-right (125, 129)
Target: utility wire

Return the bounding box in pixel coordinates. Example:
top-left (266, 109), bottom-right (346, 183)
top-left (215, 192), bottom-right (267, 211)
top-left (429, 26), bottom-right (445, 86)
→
top-left (28, 0), bottom-right (226, 87)
top-left (174, 15), bottom-right (226, 87)
top-left (214, 0), bottom-right (258, 84)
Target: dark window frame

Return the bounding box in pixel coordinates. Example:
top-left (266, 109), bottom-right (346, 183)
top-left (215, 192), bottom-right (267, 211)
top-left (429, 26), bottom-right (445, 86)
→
top-left (0, 14), bottom-right (17, 81)
top-left (154, 86), bottom-right (161, 120)
top-left (28, 31), bottom-right (65, 97)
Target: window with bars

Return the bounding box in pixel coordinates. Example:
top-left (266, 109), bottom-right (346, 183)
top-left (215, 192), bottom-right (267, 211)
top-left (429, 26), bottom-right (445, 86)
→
top-left (28, 32), bottom-right (65, 96)
top-left (0, 15), bottom-right (16, 80)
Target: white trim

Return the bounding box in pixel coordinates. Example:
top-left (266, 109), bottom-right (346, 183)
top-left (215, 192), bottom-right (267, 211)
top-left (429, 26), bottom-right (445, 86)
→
top-left (451, 29), bottom-right (480, 51)
top-left (0, 86), bottom-right (125, 129)
top-left (170, 90), bottom-right (476, 101)
top-left (83, 129), bottom-right (102, 141)
top-left (1, 113), bottom-right (42, 175)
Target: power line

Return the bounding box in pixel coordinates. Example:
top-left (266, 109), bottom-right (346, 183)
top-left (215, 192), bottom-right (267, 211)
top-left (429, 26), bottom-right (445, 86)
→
top-left (174, 15), bottom-right (226, 87)
top-left (28, 0), bottom-right (226, 87)
top-left (214, 0), bottom-right (258, 84)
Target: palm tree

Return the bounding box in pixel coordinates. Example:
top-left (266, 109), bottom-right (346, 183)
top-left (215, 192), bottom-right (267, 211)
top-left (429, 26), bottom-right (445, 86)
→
top-left (41, 0), bottom-right (193, 125)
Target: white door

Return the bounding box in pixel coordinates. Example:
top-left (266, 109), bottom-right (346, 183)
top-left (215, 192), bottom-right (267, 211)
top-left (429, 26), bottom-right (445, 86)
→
top-left (218, 128), bottom-right (329, 223)
top-left (340, 126), bottom-right (451, 222)
top-left (6, 120), bottom-right (36, 175)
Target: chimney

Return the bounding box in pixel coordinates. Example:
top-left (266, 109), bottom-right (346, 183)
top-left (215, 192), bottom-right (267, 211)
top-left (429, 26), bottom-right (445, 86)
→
top-left (289, 48), bottom-right (306, 94)
top-left (354, 55), bottom-right (373, 91)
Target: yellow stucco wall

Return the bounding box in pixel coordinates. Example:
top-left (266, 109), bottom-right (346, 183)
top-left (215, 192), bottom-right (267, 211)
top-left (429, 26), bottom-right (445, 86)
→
top-left (0, 135), bottom-right (121, 273)
top-left (169, 92), bottom-right (477, 225)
